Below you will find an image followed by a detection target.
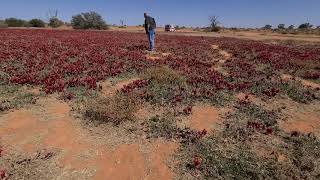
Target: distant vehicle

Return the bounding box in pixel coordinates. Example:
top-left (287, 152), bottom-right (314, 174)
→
top-left (165, 24), bottom-right (176, 32)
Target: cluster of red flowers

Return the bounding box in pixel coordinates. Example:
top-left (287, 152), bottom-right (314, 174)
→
top-left (303, 71), bottom-right (320, 80)
top-left (0, 169), bottom-right (6, 179)
top-left (121, 79), bottom-right (149, 93)
top-left (247, 122), bottom-right (273, 135)
top-left (0, 29), bottom-right (319, 97)
top-left (0, 29), bottom-right (152, 93)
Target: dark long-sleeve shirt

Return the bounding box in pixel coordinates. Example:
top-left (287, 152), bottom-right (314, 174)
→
top-left (144, 16), bottom-right (156, 33)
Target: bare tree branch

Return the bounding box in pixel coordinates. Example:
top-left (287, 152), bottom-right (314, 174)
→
top-left (209, 15), bottom-right (220, 28)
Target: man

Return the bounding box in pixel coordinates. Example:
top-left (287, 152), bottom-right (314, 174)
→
top-left (144, 13), bottom-right (156, 51)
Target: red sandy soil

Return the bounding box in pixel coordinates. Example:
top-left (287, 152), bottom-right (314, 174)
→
top-left (0, 95), bottom-right (178, 179)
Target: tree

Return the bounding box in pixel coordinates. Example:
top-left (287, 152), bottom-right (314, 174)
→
top-left (49, 18), bottom-right (64, 28)
top-left (29, 19), bottom-right (45, 27)
top-left (120, 19), bottom-right (124, 26)
top-left (278, 24), bottom-right (285, 29)
top-left (48, 10), bottom-right (64, 28)
top-left (119, 19), bottom-right (126, 28)
top-left (5, 18), bottom-right (28, 27)
top-left (208, 15), bottom-right (221, 32)
top-left (298, 23), bottom-right (313, 29)
top-left (263, 24), bottom-right (272, 30)
top-left (316, 26), bottom-right (320, 29)
top-left (288, 25), bottom-right (295, 30)
top-left (71, 11), bottom-right (109, 30)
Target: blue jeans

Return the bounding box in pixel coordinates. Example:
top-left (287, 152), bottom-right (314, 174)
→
top-left (148, 29), bottom-right (155, 50)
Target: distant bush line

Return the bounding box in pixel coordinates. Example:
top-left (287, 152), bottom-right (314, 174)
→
top-left (1, 13), bottom-right (319, 34)
top-left (0, 11), bottom-right (109, 30)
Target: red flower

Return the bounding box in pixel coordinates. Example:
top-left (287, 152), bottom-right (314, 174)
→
top-left (266, 128), bottom-right (273, 135)
top-left (291, 131), bottom-right (300, 137)
top-left (193, 156), bottom-right (202, 169)
top-left (0, 169), bottom-right (6, 179)
top-left (183, 106), bottom-right (193, 115)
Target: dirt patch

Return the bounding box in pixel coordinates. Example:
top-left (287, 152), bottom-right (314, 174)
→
top-left (263, 97), bottom-right (320, 136)
top-left (237, 92), bottom-right (264, 105)
top-left (281, 74), bottom-right (320, 90)
top-left (237, 93), bottom-right (320, 136)
top-left (146, 54), bottom-right (161, 61)
top-left (93, 144), bottom-right (146, 180)
top-left (280, 111), bottom-right (320, 135)
top-left (211, 45), bottom-right (231, 59)
top-left (146, 52), bottom-right (171, 61)
top-left (134, 103), bottom-right (166, 121)
top-left (188, 104), bottom-right (225, 132)
top-left (0, 96), bottom-right (178, 179)
top-left (98, 78), bottom-right (140, 96)
top-left (0, 110), bottom-right (45, 153)
top-left (27, 87), bottom-right (42, 96)
top-left (94, 141), bottom-right (178, 180)
top-left (253, 142), bottom-right (288, 163)
top-left (211, 45), bottom-right (232, 76)
top-left (147, 141), bottom-right (178, 179)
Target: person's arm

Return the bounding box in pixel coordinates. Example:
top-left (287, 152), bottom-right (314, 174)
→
top-left (145, 18), bottom-right (150, 34)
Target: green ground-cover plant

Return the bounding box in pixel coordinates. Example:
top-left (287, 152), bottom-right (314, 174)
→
top-left (0, 84), bottom-right (39, 113)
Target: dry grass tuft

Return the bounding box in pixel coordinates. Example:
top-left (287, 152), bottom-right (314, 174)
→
top-left (84, 93), bottom-right (139, 125)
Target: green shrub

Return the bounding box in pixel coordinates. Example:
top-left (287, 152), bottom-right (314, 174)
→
top-left (278, 24), bottom-right (286, 30)
top-left (147, 114), bottom-right (178, 139)
top-left (49, 17), bottom-right (64, 28)
top-left (298, 23), bottom-right (313, 30)
top-left (0, 71), bottom-right (9, 84)
top-left (84, 93), bottom-right (138, 125)
top-left (288, 25), bottom-right (295, 30)
top-left (0, 20), bottom-right (8, 28)
top-left (147, 114), bottom-right (207, 144)
top-left (177, 134), bottom-right (299, 179)
top-left (237, 102), bottom-right (280, 127)
top-left (210, 26), bottom-right (221, 32)
top-left (280, 80), bottom-right (318, 103)
top-left (0, 84), bottom-right (38, 112)
top-left (71, 11), bottom-right (109, 30)
top-left (145, 66), bottom-right (186, 87)
top-left (283, 134), bottom-right (320, 178)
top-left (5, 18), bottom-right (28, 27)
top-left (143, 66), bottom-right (188, 105)
top-left (29, 19), bottom-right (45, 27)
top-left (263, 24), bottom-right (272, 30)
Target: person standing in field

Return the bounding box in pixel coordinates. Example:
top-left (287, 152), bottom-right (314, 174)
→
top-left (144, 13), bottom-right (156, 51)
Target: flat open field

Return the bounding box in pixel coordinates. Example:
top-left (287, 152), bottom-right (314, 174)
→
top-left (110, 26), bottom-right (320, 43)
top-left (0, 29), bottom-right (320, 179)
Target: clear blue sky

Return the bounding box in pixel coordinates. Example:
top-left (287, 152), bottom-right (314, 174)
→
top-left (0, 0), bottom-right (319, 28)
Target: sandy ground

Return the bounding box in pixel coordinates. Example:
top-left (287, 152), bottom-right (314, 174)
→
top-left (0, 78), bottom-right (182, 179)
top-left (110, 26), bottom-right (320, 43)
top-left (0, 95), bottom-right (179, 180)
top-left (0, 76), bottom-right (231, 179)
